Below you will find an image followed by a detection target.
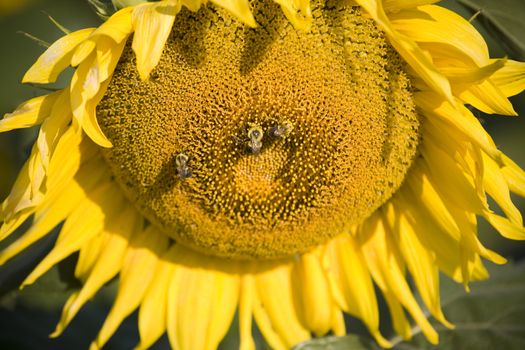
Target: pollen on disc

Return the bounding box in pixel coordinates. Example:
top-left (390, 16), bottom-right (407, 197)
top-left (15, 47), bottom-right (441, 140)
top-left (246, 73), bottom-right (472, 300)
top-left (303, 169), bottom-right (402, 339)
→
top-left (97, 0), bottom-right (420, 259)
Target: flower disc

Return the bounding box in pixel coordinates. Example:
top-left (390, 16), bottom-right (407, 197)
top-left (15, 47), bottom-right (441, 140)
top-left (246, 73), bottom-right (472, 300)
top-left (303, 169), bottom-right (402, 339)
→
top-left (97, 1), bottom-right (420, 259)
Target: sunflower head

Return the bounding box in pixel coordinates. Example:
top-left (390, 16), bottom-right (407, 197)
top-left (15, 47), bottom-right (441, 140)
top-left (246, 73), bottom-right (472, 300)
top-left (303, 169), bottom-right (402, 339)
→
top-left (97, 2), bottom-right (420, 259)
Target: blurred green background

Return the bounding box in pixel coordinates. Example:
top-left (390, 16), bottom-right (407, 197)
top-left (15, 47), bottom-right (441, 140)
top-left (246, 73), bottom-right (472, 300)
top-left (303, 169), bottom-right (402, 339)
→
top-left (0, 0), bottom-right (524, 349)
top-left (0, 0), bottom-right (100, 200)
top-left (0, 1), bottom-right (142, 349)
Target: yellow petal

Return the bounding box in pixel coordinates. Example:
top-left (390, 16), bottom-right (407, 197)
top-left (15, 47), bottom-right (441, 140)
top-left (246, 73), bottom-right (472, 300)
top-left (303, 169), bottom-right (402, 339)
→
top-left (324, 235), bottom-right (391, 348)
top-left (70, 59), bottom-right (113, 147)
top-left (457, 209), bottom-right (507, 267)
top-left (70, 53), bottom-right (101, 126)
top-left (383, 0), bottom-right (440, 13)
top-left (501, 153), bottom-right (525, 198)
top-left (70, 7), bottom-right (132, 68)
top-left (0, 143), bottom-right (102, 242)
top-left (91, 225), bottom-right (169, 350)
top-left (404, 166), bottom-right (487, 285)
top-left (36, 90), bottom-right (72, 172)
top-left (0, 92), bottom-right (60, 132)
top-left (295, 249), bottom-right (332, 336)
top-left (166, 245), bottom-right (240, 350)
top-left (486, 213), bottom-right (525, 241)
top-left (1, 157), bottom-right (36, 223)
top-left (71, 40), bottom-right (97, 67)
top-left (239, 274), bottom-right (256, 350)
top-left (136, 248), bottom-right (176, 350)
top-left (422, 118), bottom-right (486, 196)
top-left (445, 58), bottom-right (506, 85)
top-left (355, 0), bottom-right (453, 103)
top-left (481, 152), bottom-right (522, 225)
top-left (46, 131), bottom-right (100, 193)
top-left (2, 126), bottom-right (84, 224)
top-left (132, 0), bottom-right (181, 81)
top-left (389, 5), bottom-right (489, 66)
top-left (52, 205), bottom-right (139, 337)
top-left (254, 263), bottom-right (310, 348)
top-left (211, 0), bottom-right (256, 27)
top-left (75, 231), bottom-right (107, 282)
top-left (203, 269), bottom-right (241, 350)
top-left (21, 182), bottom-right (120, 287)
top-left (0, 180), bottom-right (84, 265)
top-left (490, 59), bottom-right (525, 97)
top-left (0, 210), bottom-right (32, 241)
top-left (420, 140), bottom-right (486, 214)
top-left (360, 213), bottom-right (439, 344)
top-left (182, 0), bottom-right (205, 12)
top-left (398, 187), bottom-right (469, 283)
top-left (23, 28), bottom-right (95, 84)
top-left (416, 160), bottom-right (506, 266)
top-left (382, 290), bottom-right (412, 340)
top-left (330, 306), bottom-right (346, 337)
top-left (252, 290), bottom-right (288, 350)
top-left (95, 36), bottom-right (128, 83)
top-left (70, 52), bottom-right (101, 111)
top-left (59, 42), bottom-right (121, 150)
top-left (91, 6), bottom-right (134, 43)
top-left (272, 0), bottom-right (312, 31)
top-left (384, 201), bottom-right (453, 329)
top-left (27, 145), bottom-right (46, 207)
top-left (320, 241), bottom-right (347, 312)
top-left (415, 92), bottom-right (502, 162)
top-left (458, 79), bottom-right (516, 116)
top-left (70, 180), bottom-right (116, 284)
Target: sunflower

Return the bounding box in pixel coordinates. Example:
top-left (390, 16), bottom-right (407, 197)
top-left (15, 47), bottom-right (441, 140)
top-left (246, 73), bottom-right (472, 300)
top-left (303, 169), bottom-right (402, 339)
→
top-left (2, 0), bottom-right (525, 349)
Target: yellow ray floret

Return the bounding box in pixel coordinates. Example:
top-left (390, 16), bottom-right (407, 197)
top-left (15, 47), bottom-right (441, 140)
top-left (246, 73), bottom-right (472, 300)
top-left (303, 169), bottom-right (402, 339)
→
top-left (91, 226), bottom-right (169, 350)
top-left (323, 234), bottom-right (391, 347)
top-left (22, 28), bottom-right (95, 84)
top-left (132, 0), bottom-right (182, 80)
top-left (490, 59), bottom-right (525, 97)
top-left (355, 0), bottom-right (453, 103)
top-left (166, 245), bottom-right (241, 350)
top-left (383, 201), bottom-right (453, 329)
top-left (295, 249), bottom-right (333, 336)
top-left (52, 204), bottom-right (139, 337)
top-left (136, 252), bottom-right (176, 350)
top-left (359, 213), bottom-right (439, 344)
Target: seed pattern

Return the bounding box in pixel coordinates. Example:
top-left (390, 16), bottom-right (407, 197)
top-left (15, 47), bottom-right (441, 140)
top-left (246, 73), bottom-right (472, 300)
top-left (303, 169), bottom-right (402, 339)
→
top-left (97, 0), bottom-right (420, 259)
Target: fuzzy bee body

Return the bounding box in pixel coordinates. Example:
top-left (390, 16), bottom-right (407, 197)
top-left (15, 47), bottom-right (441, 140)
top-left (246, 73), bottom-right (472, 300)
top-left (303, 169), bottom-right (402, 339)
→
top-left (175, 153), bottom-right (192, 180)
top-left (268, 121), bottom-right (293, 139)
top-left (247, 124), bottom-right (264, 154)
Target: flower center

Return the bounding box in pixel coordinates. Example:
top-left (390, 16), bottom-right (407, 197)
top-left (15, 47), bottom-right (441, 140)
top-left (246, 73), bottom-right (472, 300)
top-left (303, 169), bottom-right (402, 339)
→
top-left (97, 1), bottom-right (420, 259)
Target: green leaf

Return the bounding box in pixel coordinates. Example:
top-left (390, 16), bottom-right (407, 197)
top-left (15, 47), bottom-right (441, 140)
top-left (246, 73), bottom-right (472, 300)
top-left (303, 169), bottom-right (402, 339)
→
top-left (456, 0), bottom-right (525, 60)
top-left (293, 334), bottom-right (381, 350)
top-left (294, 262), bottom-right (525, 350)
top-left (391, 262), bottom-right (525, 350)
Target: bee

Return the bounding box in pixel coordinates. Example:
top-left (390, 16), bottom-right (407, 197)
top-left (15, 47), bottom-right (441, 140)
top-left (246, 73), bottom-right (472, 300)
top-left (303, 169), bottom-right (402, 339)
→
top-left (247, 123), bottom-right (264, 154)
top-left (175, 153), bottom-right (192, 180)
top-left (268, 120), bottom-right (293, 138)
